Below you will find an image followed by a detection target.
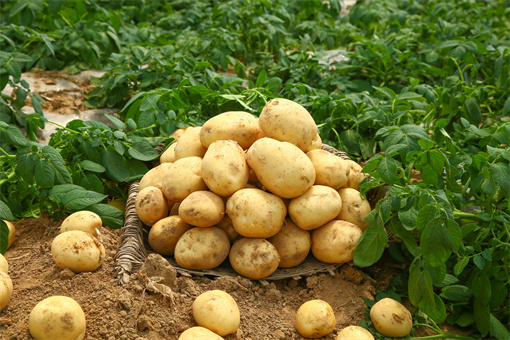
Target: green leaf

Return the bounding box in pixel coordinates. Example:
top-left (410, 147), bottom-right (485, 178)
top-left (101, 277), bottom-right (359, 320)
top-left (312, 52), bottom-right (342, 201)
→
top-left (397, 207), bottom-right (418, 231)
top-left (388, 219), bottom-right (418, 256)
top-left (86, 204), bottom-right (124, 229)
top-left (42, 146), bottom-right (72, 184)
top-left (454, 257), bottom-right (469, 276)
top-left (374, 86), bottom-right (396, 99)
top-left (34, 158), bottom-right (55, 188)
top-left (267, 77), bottom-right (282, 91)
top-left (80, 160), bottom-right (106, 173)
top-left (409, 264), bottom-right (435, 306)
top-left (471, 271), bottom-right (491, 301)
top-left (421, 219), bottom-right (454, 267)
top-left (353, 215), bottom-right (388, 267)
top-left (47, 0), bottom-right (65, 13)
top-left (101, 147), bottom-right (130, 182)
top-left (16, 152), bottom-right (35, 183)
top-left (419, 293), bottom-right (446, 323)
top-left (503, 96), bottom-right (510, 116)
top-left (139, 93), bottom-right (162, 111)
top-left (1, 124), bottom-right (28, 146)
top-left (0, 201), bottom-right (13, 221)
top-left (490, 313), bottom-right (510, 340)
top-left (105, 114), bottom-right (126, 130)
top-left (428, 150), bottom-right (445, 174)
top-left (465, 97), bottom-right (482, 125)
top-left (474, 298), bottom-right (490, 336)
top-left (415, 204), bottom-right (437, 231)
top-left (127, 138), bottom-right (159, 161)
top-left (0, 220), bottom-right (8, 254)
top-left (490, 163), bottom-right (510, 197)
top-left (440, 285), bottom-right (473, 301)
top-left (256, 69), bottom-right (267, 88)
top-left (377, 156), bottom-right (399, 184)
top-left (49, 184), bottom-right (107, 210)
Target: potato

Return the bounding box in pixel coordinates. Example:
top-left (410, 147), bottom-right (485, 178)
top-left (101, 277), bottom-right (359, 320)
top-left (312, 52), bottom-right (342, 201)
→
top-left (173, 127), bottom-right (207, 160)
top-left (178, 191), bottom-right (225, 227)
top-left (229, 238), bottom-right (280, 279)
top-left (226, 188), bottom-right (286, 238)
top-left (170, 127), bottom-right (192, 142)
top-left (295, 299), bottom-right (336, 338)
top-left (51, 230), bottom-right (106, 273)
top-left (302, 133), bottom-right (323, 153)
top-left (200, 111), bottom-right (264, 149)
top-left (135, 186), bottom-right (169, 226)
top-left (192, 290), bottom-right (240, 336)
top-left (161, 156), bottom-right (207, 202)
top-left (267, 218), bottom-right (311, 268)
top-left (307, 149), bottom-right (351, 189)
top-left (148, 216), bottom-right (191, 256)
top-left (0, 253), bottom-right (8, 273)
top-left (336, 326), bottom-right (374, 340)
top-left (201, 140), bottom-right (250, 196)
top-left (59, 211), bottom-right (102, 237)
top-left (3, 220), bottom-right (16, 249)
top-left (259, 98), bottom-right (318, 152)
top-left (29, 296), bottom-right (86, 340)
top-left (139, 162), bottom-right (173, 191)
top-left (178, 326), bottom-right (224, 340)
top-left (344, 159), bottom-right (367, 190)
top-left (215, 215), bottom-right (240, 243)
top-left (288, 185), bottom-right (342, 230)
top-left (169, 202), bottom-right (180, 216)
top-left (337, 188), bottom-right (371, 231)
top-left (0, 271), bottom-right (13, 312)
top-left (246, 137), bottom-right (316, 198)
top-left (174, 227), bottom-right (230, 270)
top-left (159, 142), bottom-right (177, 163)
top-left (311, 220), bottom-right (362, 264)
top-left (370, 298), bottom-right (412, 337)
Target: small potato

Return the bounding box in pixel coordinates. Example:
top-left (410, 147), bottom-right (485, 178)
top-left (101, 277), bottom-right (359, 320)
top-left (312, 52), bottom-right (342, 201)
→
top-left (288, 185), bottom-right (342, 230)
top-left (200, 111), bottom-right (264, 149)
top-left (370, 298), bottom-right (412, 337)
top-left (159, 142), bottom-right (177, 163)
top-left (3, 220), bottom-right (16, 249)
top-left (201, 140), bottom-right (249, 197)
top-left (59, 211), bottom-right (102, 237)
top-left (135, 186), bottom-right (169, 226)
top-left (178, 326), bottom-right (224, 340)
top-left (226, 188), bottom-right (286, 238)
top-left (0, 253), bottom-right (8, 273)
top-left (311, 220), bottom-right (362, 264)
top-left (267, 218), bottom-right (311, 268)
top-left (148, 216), bottom-right (191, 256)
top-left (302, 133), bottom-right (323, 153)
top-left (259, 98), bottom-right (318, 152)
top-left (173, 127), bottom-right (207, 160)
top-left (178, 191), bottom-right (225, 227)
top-left (51, 230), bottom-right (106, 273)
top-left (174, 227), bottom-right (230, 270)
top-left (192, 290), bottom-right (240, 336)
top-left (139, 162), bottom-right (173, 191)
top-left (215, 215), bottom-right (240, 243)
top-left (0, 271), bottom-right (13, 312)
top-left (344, 160), bottom-right (367, 190)
top-left (29, 296), bottom-right (86, 340)
top-left (296, 300), bottom-right (336, 338)
top-left (307, 149), bottom-right (351, 190)
top-left (229, 238), bottom-right (280, 279)
top-left (336, 326), bottom-right (374, 340)
top-left (161, 156), bottom-right (207, 202)
top-left (337, 188), bottom-right (371, 231)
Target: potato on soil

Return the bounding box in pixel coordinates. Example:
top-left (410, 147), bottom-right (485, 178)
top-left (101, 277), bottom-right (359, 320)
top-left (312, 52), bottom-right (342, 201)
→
top-left (51, 230), bottom-right (106, 273)
top-left (135, 186), bottom-right (169, 226)
top-left (288, 185), bottom-right (342, 230)
top-left (200, 111), bottom-right (264, 149)
top-left (267, 218), bottom-right (311, 268)
top-left (178, 326), bottom-right (224, 340)
top-left (344, 159), bottom-right (367, 190)
top-left (192, 290), bottom-right (240, 336)
top-left (173, 126), bottom-right (207, 160)
top-left (259, 98), bottom-right (318, 152)
top-left (139, 162), bottom-right (173, 191)
top-left (148, 216), bottom-right (191, 256)
top-left (246, 137), bottom-right (316, 198)
top-left (159, 142), bottom-right (177, 163)
top-left (29, 296), bottom-right (86, 340)
top-left (226, 188), bottom-right (286, 238)
top-left (295, 299), bottom-right (336, 339)
top-left (229, 238), bottom-right (280, 279)
top-left (0, 253), bottom-right (8, 273)
top-left (174, 227), bottom-right (230, 270)
top-left (3, 220), bottom-right (16, 249)
top-left (370, 298), bottom-right (412, 337)
top-left (178, 190), bottom-right (225, 227)
top-left (59, 211), bottom-right (102, 237)
top-left (336, 325), bottom-right (374, 340)
top-left (307, 149), bottom-right (351, 189)
top-left (214, 214), bottom-right (240, 243)
top-left (311, 220), bottom-right (362, 264)
top-left (337, 188), bottom-right (371, 231)
top-left (0, 271), bottom-right (13, 312)
top-left (161, 156), bottom-right (207, 202)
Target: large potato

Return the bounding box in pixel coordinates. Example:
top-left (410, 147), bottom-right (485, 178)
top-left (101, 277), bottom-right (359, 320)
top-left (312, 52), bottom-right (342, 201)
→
top-left (159, 142), bottom-right (177, 163)
top-left (226, 188), bottom-right (286, 238)
top-left (139, 162), bottom-right (173, 191)
top-left (178, 327), bottom-right (224, 340)
top-left (3, 220), bottom-right (16, 249)
top-left (161, 156), bottom-right (207, 202)
top-left (295, 300), bottom-right (336, 338)
top-left (135, 186), bottom-right (169, 226)
top-left (311, 220), bottom-right (362, 264)
top-left (259, 98), bottom-right (318, 152)
top-left (370, 298), bottom-right (412, 337)
top-left (178, 191), bottom-right (225, 227)
top-left (246, 137), bottom-right (316, 198)
top-left (173, 126), bottom-right (207, 160)
top-left (337, 188), bottom-right (371, 231)
top-left (288, 185), bottom-right (342, 230)
top-left (307, 149), bottom-right (351, 189)
top-left (200, 111), bottom-right (264, 149)
top-left (192, 290), bottom-right (240, 336)
top-left (0, 253), bottom-right (7, 273)
top-left (59, 211), bottom-right (102, 237)
top-left (336, 326), bottom-right (374, 340)
top-left (148, 216), bottom-right (191, 256)
top-left (174, 227), bottom-right (230, 270)
top-left (201, 140), bottom-right (249, 196)
top-left (0, 271), bottom-right (12, 312)
top-left (229, 238), bottom-right (280, 279)
top-left (29, 296), bottom-right (86, 340)
top-left (51, 230), bottom-right (106, 273)
top-left (267, 218), bottom-right (311, 268)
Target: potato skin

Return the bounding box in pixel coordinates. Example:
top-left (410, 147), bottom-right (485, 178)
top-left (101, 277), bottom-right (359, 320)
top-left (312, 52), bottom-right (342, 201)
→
top-left (29, 296), bottom-right (86, 340)
top-left (51, 230), bottom-right (106, 273)
top-left (161, 156), bottom-right (207, 202)
top-left (370, 298), bottom-right (412, 337)
top-left (178, 191), bottom-right (225, 227)
top-left (3, 220), bottom-right (16, 249)
top-left (214, 214), bottom-right (240, 243)
top-left (0, 253), bottom-right (7, 273)
top-left (159, 142), bottom-right (177, 163)
top-left (139, 162), bottom-right (173, 191)
top-left (307, 149), bottom-right (351, 189)
top-left (178, 327), bottom-right (224, 340)
top-left (295, 300), bottom-right (336, 338)
top-left (344, 160), bottom-right (367, 190)
top-left (337, 188), bottom-right (371, 231)
top-left (336, 326), bottom-right (374, 340)
top-left (200, 111), bottom-right (263, 149)
top-left (229, 238), bottom-right (280, 279)
top-left (192, 290), bottom-right (240, 336)
top-left (173, 126), bottom-right (207, 160)
top-left (267, 218), bottom-right (311, 268)
top-left (246, 137), bottom-right (316, 198)
top-left (311, 220), bottom-right (362, 264)
top-left (148, 216), bottom-right (191, 256)
top-left (0, 271), bottom-right (13, 312)
top-left (59, 211), bottom-right (102, 237)
top-left (135, 186), bottom-right (169, 226)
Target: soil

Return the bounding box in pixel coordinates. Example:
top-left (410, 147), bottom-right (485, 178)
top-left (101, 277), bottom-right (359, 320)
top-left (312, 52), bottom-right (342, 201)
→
top-left (0, 215), bottom-right (397, 340)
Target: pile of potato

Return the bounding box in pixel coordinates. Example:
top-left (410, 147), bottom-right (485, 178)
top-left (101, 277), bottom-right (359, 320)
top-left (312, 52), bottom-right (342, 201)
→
top-left (136, 98), bottom-right (372, 279)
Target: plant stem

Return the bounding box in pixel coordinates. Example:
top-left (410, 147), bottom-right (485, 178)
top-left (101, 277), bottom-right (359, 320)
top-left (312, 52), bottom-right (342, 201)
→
top-left (0, 171), bottom-right (16, 186)
top-left (453, 210), bottom-right (481, 220)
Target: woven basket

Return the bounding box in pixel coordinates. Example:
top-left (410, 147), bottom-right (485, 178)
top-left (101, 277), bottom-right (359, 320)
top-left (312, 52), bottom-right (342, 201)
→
top-left (114, 144), bottom-right (386, 285)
